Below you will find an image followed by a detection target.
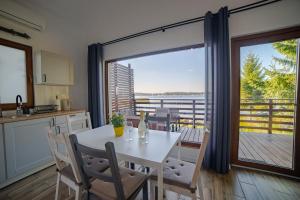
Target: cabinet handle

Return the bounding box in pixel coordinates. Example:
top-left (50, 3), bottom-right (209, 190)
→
top-left (57, 126), bottom-right (61, 134)
top-left (42, 74), bottom-right (47, 82)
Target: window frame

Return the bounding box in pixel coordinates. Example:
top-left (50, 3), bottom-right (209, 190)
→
top-left (0, 38), bottom-right (34, 110)
top-left (104, 43), bottom-right (204, 122)
top-left (231, 26), bottom-right (300, 177)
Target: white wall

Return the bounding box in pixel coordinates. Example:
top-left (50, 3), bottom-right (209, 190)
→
top-left (103, 0), bottom-right (300, 61)
top-left (0, 2), bottom-right (88, 109)
top-left (1, 0), bottom-right (299, 111)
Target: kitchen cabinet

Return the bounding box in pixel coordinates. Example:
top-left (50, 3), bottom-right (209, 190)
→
top-left (35, 50), bottom-right (74, 85)
top-left (4, 117), bottom-right (53, 179)
top-left (0, 124), bottom-right (5, 184)
top-left (0, 111), bottom-right (86, 188)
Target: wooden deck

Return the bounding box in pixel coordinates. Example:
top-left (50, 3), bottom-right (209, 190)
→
top-left (239, 132), bottom-right (293, 169)
top-left (178, 127), bottom-right (202, 148)
top-left (178, 127), bottom-right (293, 169)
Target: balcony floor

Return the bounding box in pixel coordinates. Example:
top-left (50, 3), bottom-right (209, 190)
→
top-left (239, 132), bottom-right (293, 169)
top-left (178, 126), bottom-right (202, 148)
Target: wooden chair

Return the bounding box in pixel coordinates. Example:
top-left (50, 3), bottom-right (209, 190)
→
top-left (47, 129), bottom-right (109, 200)
top-left (47, 129), bottom-right (83, 200)
top-left (67, 112), bottom-right (92, 134)
top-left (69, 134), bottom-right (149, 200)
top-left (169, 108), bottom-right (180, 131)
top-left (145, 112), bottom-right (171, 132)
top-left (149, 129), bottom-right (210, 200)
top-left (155, 108), bottom-right (169, 117)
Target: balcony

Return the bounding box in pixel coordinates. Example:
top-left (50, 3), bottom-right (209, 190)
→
top-left (131, 97), bottom-right (294, 168)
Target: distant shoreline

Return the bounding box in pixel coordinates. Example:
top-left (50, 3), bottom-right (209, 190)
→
top-left (135, 92), bottom-right (204, 96)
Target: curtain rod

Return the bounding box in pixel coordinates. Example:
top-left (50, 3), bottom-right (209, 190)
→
top-left (0, 25), bottom-right (31, 39)
top-left (102, 0), bottom-right (282, 46)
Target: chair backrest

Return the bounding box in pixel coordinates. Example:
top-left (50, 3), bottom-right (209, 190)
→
top-left (67, 112), bottom-right (92, 134)
top-left (69, 134), bottom-right (126, 200)
top-left (155, 108), bottom-right (169, 117)
top-left (191, 129), bottom-right (210, 188)
top-left (47, 129), bottom-right (82, 183)
top-left (119, 108), bottom-right (134, 117)
top-left (145, 112), bottom-right (171, 132)
top-left (169, 108), bottom-right (179, 118)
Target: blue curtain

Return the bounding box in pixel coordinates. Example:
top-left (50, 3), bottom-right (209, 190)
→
top-left (203, 7), bottom-right (231, 173)
top-left (88, 43), bottom-right (105, 128)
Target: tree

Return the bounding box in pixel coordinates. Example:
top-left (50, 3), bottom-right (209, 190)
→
top-left (272, 39), bottom-right (297, 72)
top-left (264, 65), bottom-right (296, 99)
top-left (264, 39), bottom-right (297, 99)
top-left (241, 53), bottom-right (265, 100)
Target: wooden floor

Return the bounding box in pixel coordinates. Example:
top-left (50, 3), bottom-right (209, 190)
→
top-left (239, 132), bottom-right (293, 169)
top-left (0, 165), bottom-right (299, 200)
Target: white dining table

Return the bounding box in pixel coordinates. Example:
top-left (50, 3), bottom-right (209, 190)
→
top-left (76, 125), bottom-right (181, 200)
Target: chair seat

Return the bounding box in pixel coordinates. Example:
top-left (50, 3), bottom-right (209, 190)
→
top-left (84, 156), bottom-right (109, 172)
top-left (60, 157), bottom-right (109, 183)
top-left (150, 157), bottom-right (196, 192)
top-left (90, 167), bottom-right (147, 200)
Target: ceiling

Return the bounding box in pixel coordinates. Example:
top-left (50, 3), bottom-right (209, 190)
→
top-left (15, 0), bottom-right (259, 43)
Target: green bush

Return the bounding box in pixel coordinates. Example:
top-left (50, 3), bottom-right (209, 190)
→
top-left (110, 113), bottom-right (124, 127)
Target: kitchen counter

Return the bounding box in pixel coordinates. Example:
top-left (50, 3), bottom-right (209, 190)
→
top-left (0, 109), bottom-right (85, 124)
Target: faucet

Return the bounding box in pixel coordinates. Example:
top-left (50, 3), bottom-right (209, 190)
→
top-left (16, 95), bottom-right (23, 116)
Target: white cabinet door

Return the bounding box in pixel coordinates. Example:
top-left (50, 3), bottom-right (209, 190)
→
top-left (35, 50), bottom-right (74, 85)
top-left (4, 118), bottom-right (53, 179)
top-left (0, 124), bottom-right (5, 184)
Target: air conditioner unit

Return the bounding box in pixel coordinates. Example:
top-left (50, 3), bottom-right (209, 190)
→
top-left (0, 0), bottom-right (46, 31)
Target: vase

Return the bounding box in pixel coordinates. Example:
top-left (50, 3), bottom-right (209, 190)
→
top-left (114, 126), bottom-right (124, 137)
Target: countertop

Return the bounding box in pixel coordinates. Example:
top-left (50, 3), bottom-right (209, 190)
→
top-left (0, 109), bottom-right (85, 124)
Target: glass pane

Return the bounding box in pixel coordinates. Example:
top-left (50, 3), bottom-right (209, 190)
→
top-left (238, 39), bottom-right (298, 169)
top-left (108, 47), bottom-right (205, 129)
top-left (0, 45), bottom-right (27, 103)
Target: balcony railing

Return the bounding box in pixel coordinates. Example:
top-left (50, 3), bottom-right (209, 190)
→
top-left (240, 99), bottom-right (295, 134)
top-left (134, 98), bottom-right (204, 128)
top-left (133, 98), bottom-right (295, 134)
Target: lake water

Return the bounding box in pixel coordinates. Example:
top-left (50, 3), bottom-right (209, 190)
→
top-left (135, 94), bottom-right (204, 99)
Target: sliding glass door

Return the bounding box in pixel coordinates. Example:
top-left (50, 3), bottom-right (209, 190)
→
top-left (231, 27), bottom-right (300, 177)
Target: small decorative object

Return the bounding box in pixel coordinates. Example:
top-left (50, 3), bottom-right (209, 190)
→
top-left (110, 113), bottom-right (125, 137)
top-left (55, 95), bottom-right (61, 111)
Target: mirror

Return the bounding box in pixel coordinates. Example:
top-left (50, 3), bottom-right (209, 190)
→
top-left (0, 38), bottom-right (33, 110)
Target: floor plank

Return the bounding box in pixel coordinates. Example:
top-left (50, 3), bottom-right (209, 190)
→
top-left (1, 165), bottom-right (300, 200)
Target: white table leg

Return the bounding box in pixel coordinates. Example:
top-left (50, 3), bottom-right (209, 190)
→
top-left (178, 139), bottom-right (181, 160)
top-left (157, 164), bottom-right (164, 200)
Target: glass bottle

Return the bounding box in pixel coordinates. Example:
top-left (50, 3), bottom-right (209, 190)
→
top-left (138, 111), bottom-right (146, 139)
top-left (0, 96), bottom-right (2, 118)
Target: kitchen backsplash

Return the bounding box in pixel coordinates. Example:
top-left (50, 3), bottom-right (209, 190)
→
top-left (34, 85), bottom-right (69, 106)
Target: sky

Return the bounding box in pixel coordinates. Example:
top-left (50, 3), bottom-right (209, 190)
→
top-left (116, 41), bottom-right (288, 94)
top-left (118, 47), bottom-right (205, 93)
top-left (240, 43), bottom-right (285, 70)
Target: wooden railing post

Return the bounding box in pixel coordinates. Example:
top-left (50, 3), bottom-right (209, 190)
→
top-left (192, 100), bottom-right (196, 128)
top-left (160, 99), bottom-right (164, 108)
top-left (268, 99), bottom-right (273, 134)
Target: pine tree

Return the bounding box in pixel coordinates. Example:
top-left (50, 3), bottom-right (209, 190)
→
top-left (272, 39), bottom-right (297, 72)
top-left (264, 65), bottom-right (296, 99)
top-left (264, 39), bottom-right (297, 99)
top-left (241, 53), bottom-right (265, 100)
